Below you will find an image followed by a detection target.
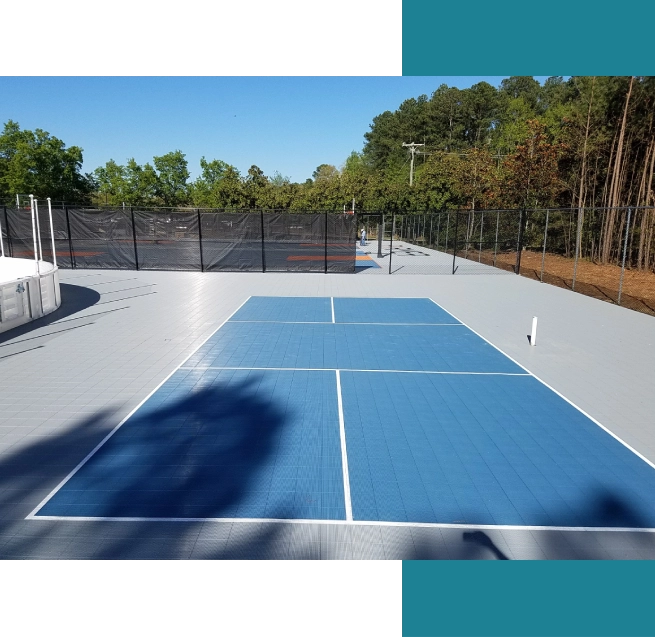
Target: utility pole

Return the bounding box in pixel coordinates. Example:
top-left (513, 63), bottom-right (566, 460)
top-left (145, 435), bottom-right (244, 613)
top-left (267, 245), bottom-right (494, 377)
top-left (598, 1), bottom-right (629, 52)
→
top-left (402, 142), bottom-right (425, 186)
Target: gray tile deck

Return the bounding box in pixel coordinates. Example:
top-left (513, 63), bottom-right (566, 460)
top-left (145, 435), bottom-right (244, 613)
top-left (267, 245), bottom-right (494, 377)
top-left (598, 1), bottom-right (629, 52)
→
top-left (0, 266), bottom-right (654, 559)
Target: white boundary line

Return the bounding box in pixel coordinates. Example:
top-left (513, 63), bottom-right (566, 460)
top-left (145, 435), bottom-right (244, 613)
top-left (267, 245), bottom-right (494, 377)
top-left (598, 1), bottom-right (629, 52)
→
top-left (427, 297), bottom-right (655, 472)
top-left (28, 295), bottom-right (655, 532)
top-left (28, 514), bottom-right (655, 533)
top-left (179, 366), bottom-right (529, 376)
top-left (335, 370), bottom-right (353, 521)
top-left (331, 297), bottom-right (335, 323)
top-left (227, 320), bottom-right (463, 326)
top-left (25, 295), bottom-right (254, 520)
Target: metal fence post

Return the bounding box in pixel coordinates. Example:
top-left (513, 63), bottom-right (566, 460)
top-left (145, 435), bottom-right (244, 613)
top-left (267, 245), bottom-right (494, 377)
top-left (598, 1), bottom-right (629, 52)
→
top-left (452, 212), bottom-right (459, 274)
top-left (260, 209), bottom-right (266, 272)
top-left (617, 207), bottom-right (632, 306)
top-left (429, 214), bottom-right (433, 248)
top-left (444, 212), bottom-right (450, 253)
top-left (197, 209), bottom-right (204, 272)
top-left (377, 214), bottom-right (383, 258)
top-left (324, 211), bottom-right (328, 273)
top-left (130, 207), bottom-right (139, 270)
top-left (479, 211), bottom-right (484, 262)
top-left (515, 209), bottom-right (526, 275)
top-left (436, 212), bottom-right (441, 251)
top-left (65, 206), bottom-right (75, 268)
top-left (388, 213), bottom-right (395, 274)
top-left (3, 206), bottom-right (12, 257)
top-left (540, 209), bottom-right (549, 282)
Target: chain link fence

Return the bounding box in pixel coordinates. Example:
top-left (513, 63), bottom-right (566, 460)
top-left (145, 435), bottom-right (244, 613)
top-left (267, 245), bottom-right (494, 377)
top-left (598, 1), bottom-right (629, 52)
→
top-left (362, 208), bottom-right (655, 316)
top-left (1, 206), bottom-right (357, 274)
top-left (3, 204), bottom-right (653, 316)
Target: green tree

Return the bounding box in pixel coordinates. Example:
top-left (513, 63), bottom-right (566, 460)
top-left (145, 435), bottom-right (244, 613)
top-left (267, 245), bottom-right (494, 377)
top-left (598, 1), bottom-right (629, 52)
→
top-left (363, 96), bottom-right (431, 170)
top-left (312, 164), bottom-right (339, 181)
top-left (363, 110), bottom-right (404, 169)
top-left (214, 166), bottom-right (245, 208)
top-left (502, 120), bottom-right (565, 208)
top-left (341, 151), bottom-right (368, 176)
top-left (426, 85), bottom-right (465, 151)
top-left (270, 171), bottom-right (291, 187)
top-left (244, 165), bottom-right (268, 207)
top-left (191, 157), bottom-right (235, 207)
top-left (198, 157), bottom-right (231, 186)
top-left (153, 150), bottom-right (190, 206)
top-left (541, 76), bottom-right (571, 112)
top-left (461, 82), bottom-right (499, 147)
top-left (94, 158), bottom-right (158, 206)
top-left (0, 120), bottom-right (94, 203)
top-left (493, 96), bottom-right (537, 155)
top-left (94, 160), bottom-right (128, 205)
top-left (412, 153), bottom-right (458, 210)
top-left (125, 159), bottom-right (158, 206)
top-left (500, 76), bottom-right (544, 113)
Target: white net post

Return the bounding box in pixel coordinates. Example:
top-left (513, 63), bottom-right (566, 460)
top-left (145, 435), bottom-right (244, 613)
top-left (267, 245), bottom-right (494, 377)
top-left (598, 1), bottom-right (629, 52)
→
top-left (29, 195), bottom-right (40, 275)
top-left (34, 199), bottom-right (44, 261)
top-left (47, 198), bottom-right (57, 268)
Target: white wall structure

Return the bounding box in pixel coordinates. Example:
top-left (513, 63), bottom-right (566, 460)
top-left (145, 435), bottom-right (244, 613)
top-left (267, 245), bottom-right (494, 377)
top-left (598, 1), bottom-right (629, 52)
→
top-left (0, 196), bottom-right (62, 334)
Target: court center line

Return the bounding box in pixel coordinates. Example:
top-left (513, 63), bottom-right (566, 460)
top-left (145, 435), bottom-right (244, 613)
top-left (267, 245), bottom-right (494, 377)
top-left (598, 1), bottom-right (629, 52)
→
top-left (336, 370), bottom-right (353, 521)
top-left (427, 297), bottom-right (655, 473)
top-left (25, 295), bottom-right (254, 520)
top-left (178, 367), bottom-right (530, 376)
top-left (331, 297), bottom-right (335, 323)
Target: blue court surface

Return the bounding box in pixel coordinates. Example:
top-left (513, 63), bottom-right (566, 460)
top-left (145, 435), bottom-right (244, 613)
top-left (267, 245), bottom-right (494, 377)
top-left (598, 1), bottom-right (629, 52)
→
top-left (33, 296), bottom-right (655, 528)
top-left (355, 249), bottom-right (381, 269)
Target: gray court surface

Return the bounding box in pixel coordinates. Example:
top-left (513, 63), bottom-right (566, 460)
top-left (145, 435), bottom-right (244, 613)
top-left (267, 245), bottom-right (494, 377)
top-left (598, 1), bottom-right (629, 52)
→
top-left (1, 267), bottom-right (654, 559)
top-left (356, 240), bottom-right (513, 275)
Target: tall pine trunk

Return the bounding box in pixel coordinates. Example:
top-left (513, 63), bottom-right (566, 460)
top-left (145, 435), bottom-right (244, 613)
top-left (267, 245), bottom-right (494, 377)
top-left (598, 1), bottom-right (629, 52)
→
top-left (602, 76), bottom-right (634, 263)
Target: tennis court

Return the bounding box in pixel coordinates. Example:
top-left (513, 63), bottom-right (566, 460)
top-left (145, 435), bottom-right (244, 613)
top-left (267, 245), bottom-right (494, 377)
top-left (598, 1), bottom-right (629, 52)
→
top-left (29, 295), bottom-right (655, 530)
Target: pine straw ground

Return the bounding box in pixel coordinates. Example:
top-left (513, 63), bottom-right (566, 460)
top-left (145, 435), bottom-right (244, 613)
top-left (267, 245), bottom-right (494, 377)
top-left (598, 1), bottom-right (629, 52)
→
top-left (475, 250), bottom-right (655, 317)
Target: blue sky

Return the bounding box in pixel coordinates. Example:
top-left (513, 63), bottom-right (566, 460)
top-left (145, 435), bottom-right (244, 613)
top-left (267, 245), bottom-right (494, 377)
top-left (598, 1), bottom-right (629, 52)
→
top-left (0, 76), bottom-right (557, 183)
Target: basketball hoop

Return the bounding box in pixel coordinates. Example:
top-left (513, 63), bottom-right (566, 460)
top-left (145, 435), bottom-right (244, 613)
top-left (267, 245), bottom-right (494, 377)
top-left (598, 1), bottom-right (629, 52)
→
top-left (16, 194), bottom-right (32, 211)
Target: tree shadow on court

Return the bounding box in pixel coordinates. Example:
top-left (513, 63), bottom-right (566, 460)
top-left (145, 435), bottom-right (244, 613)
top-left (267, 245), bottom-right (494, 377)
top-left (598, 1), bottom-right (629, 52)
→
top-left (0, 283), bottom-right (101, 346)
top-left (2, 383), bottom-right (655, 558)
top-left (0, 375), bottom-right (307, 559)
top-left (409, 529), bottom-right (510, 561)
top-left (0, 408), bottom-right (120, 557)
top-left (535, 491), bottom-right (655, 560)
top-left (37, 377), bottom-right (290, 521)
top-left (462, 531), bottom-right (509, 559)
top-left (408, 490), bottom-right (655, 560)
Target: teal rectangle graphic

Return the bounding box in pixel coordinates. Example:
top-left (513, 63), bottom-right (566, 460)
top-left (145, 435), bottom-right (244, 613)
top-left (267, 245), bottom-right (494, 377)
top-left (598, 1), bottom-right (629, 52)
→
top-left (403, 561), bottom-right (655, 637)
top-left (402, 0), bottom-right (655, 75)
